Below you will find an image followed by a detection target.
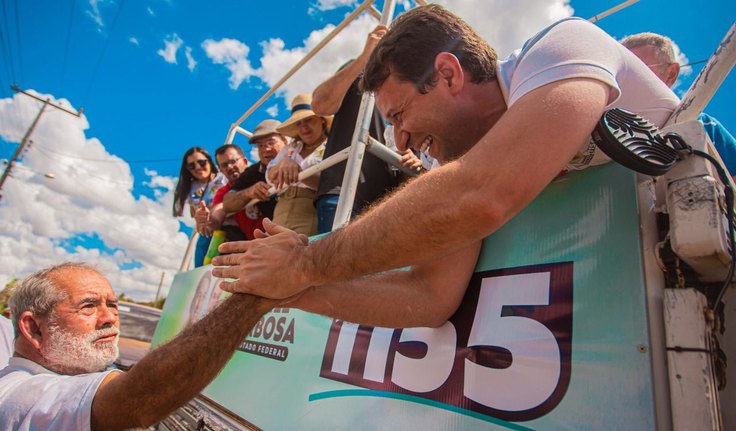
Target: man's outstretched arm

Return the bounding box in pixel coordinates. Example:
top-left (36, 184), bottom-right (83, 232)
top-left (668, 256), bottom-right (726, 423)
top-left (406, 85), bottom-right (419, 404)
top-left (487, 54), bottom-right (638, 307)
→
top-left (213, 78), bottom-right (610, 299)
top-left (288, 240), bottom-right (481, 328)
top-left (90, 294), bottom-right (276, 430)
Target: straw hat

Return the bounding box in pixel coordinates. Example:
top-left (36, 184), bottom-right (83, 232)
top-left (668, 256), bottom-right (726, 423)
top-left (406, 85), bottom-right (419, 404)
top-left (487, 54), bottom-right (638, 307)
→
top-left (276, 93), bottom-right (333, 139)
top-left (249, 119), bottom-right (283, 143)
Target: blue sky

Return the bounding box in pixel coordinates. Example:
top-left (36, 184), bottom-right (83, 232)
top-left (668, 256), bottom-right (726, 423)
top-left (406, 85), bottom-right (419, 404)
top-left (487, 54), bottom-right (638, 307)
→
top-left (0, 0), bottom-right (734, 299)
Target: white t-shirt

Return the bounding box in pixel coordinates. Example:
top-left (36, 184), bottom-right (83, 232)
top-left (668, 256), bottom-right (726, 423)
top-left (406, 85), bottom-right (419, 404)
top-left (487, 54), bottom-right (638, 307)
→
top-left (0, 357), bottom-right (117, 430)
top-left (266, 139), bottom-right (326, 190)
top-left (0, 316), bottom-right (13, 367)
top-left (496, 18), bottom-right (679, 171)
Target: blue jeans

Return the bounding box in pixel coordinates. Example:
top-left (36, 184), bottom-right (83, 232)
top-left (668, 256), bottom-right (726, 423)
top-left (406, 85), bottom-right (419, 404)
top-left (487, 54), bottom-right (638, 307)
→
top-left (316, 195), bottom-right (360, 234)
top-left (194, 234), bottom-right (211, 267)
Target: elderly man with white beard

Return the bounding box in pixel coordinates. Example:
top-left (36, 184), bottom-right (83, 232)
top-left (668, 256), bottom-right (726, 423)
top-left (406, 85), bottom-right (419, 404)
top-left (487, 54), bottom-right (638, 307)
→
top-left (0, 262), bottom-right (275, 430)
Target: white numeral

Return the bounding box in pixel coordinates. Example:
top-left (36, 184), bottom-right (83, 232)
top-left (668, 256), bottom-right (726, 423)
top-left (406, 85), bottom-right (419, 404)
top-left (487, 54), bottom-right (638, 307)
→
top-left (464, 272), bottom-right (561, 411)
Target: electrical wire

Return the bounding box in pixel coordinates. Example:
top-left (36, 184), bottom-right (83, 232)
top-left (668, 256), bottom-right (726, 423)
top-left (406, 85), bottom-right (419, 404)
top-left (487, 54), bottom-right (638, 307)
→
top-left (60, 0), bottom-right (77, 94)
top-left (667, 134), bottom-right (736, 313)
top-left (32, 143), bottom-right (179, 165)
top-left (12, 0), bottom-right (23, 84)
top-left (0, 1), bottom-right (17, 84)
top-left (84, 0), bottom-right (127, 102)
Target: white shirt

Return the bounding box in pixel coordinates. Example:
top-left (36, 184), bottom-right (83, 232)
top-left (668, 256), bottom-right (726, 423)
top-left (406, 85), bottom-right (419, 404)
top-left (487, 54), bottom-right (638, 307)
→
top-left (496, 18), bottom-right (679, 171)
top-left (266, 139), bottom-right (326, 190)
top-left (0, 357), bottom-right (117, 430)
top-left (0, 316), bottom-right (13, 367)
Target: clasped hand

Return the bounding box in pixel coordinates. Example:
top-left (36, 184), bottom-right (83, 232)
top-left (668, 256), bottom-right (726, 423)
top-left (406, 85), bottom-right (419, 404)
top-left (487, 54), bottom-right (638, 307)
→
top-left (211, 218), bottom-right (312, 299)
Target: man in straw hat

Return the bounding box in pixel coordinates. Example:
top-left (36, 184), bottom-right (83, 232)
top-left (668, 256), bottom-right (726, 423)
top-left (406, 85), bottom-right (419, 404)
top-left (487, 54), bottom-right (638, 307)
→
top-left (211, 5), bottom-right (678, 327)
top-left (222, 119), bottom-right (287, 239)
top-left (265, 94), bottom-right (332, 236)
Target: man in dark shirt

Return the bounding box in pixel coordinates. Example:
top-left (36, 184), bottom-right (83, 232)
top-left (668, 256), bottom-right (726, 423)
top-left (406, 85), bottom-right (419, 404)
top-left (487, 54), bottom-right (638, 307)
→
top-left (223, 119), bottom-right (287, 238)
top-left (311, 26), bottom-right (406, 234)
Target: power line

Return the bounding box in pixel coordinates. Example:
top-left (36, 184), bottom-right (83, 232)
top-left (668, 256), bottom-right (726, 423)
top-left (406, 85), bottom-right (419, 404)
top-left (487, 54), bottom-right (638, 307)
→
top-left (60, 0), bottom-right (77, 94)
top-left (13, 0), bottom-right (23, 83)
top-left (32, 144), bottom-right (179, 165)
top-left (0, 85), bottom-right (82, 201)
top-left (84, 0), bottom-right (127, 102)
top-left (0, 0), bottom-right (17, 84)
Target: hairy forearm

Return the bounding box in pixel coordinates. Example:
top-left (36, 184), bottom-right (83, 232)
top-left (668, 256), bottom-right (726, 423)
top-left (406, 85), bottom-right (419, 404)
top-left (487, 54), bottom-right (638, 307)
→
top-left (93, 294), bottom-right (275, 429)
top-left (223, 190), bottom-right (251, 213)
top-left (312, 58), bottom-right (366, 115)
top-left (304, 164), bottom-right (492, 285)
top-left (292, 271), bottom-right (450, 328)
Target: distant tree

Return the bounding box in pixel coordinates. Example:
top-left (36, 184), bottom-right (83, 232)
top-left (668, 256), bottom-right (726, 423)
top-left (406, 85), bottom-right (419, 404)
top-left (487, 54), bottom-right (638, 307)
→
top-left (0, 279), bottom-right (18, 317)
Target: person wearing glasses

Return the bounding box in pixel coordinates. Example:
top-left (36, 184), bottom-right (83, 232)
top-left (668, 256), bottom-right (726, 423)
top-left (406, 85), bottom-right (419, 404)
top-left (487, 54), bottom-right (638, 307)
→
top-left (173, 147), bottom-right (227, 267)
top-left (621, 32), bottom-right (736, 179)
top-left (223, 119), bottom-right (287, 239)
top-left (194, 144), bottom-right (251, 244)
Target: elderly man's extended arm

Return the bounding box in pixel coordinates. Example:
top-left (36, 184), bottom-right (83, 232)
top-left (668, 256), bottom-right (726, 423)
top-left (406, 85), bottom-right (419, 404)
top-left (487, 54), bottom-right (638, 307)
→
top-left (213, 78), bottom-right (610, 299)
top-left (90, 294), bottom-right (275, 430)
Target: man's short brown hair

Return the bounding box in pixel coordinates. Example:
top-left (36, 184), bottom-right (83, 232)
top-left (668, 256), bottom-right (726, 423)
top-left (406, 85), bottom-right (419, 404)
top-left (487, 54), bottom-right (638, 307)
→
top-left (361, 4), bottom-right (498, 94)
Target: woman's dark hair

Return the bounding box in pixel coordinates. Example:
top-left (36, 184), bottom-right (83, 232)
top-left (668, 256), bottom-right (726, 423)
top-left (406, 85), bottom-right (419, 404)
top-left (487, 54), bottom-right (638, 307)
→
top-left (361, 4), bottom-right (497, 94)
top-left (172, 147), bottom-right (218, 217)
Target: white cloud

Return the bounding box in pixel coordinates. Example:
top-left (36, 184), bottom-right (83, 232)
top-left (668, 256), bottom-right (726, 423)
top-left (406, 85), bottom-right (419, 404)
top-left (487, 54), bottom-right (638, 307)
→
top-left (86, 0), bottom-right (112, 31)
top-left (246, 1), bottom-right (574, 105)
top-left (432, 0), bottom-right (574, 57)
top-left (185, 46), bottom-right (197, 71)
top-left (0, 91), bottom-right (189, 301)
top-left (256, 14), bottom-right (378, 104)
top-left (266, 104), bottom-right (279, 117)
top-left (670, 39), bottom-right (692, 92)
top-left (157, 34), bottom-right (183, 64)
top-left (147, 6), bottom-right (155, 16)
top-left (312, 0), bottom-right (358, 12)
top-left (249, 147), bottom-right (260, 163)
top-left (202, 38), bottom-right (258, 89)
top-left (129, 37), bottom-right (139, 45)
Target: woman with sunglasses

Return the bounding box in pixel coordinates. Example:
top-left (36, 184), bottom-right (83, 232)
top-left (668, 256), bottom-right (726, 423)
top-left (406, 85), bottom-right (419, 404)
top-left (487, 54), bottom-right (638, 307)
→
top-left (267, 94), bottom-right (332, 236)
top-left (173, 147), bottom-right (227, 267)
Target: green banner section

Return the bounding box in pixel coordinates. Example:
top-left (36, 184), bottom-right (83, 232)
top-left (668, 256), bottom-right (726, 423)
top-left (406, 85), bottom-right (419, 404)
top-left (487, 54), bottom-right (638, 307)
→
top-left (153, 163), bottom-right (655, 430)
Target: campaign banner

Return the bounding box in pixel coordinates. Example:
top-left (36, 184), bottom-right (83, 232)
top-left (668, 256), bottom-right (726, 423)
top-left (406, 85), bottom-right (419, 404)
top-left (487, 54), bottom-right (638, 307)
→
top-left (152, 163), bottom-right (656, 430)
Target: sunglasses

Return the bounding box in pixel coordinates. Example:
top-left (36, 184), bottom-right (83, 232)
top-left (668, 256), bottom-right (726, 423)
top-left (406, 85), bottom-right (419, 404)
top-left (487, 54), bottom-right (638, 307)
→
top-left (186, 159), bottom-right (208, 170)
top-left (218, 157), bottom-right (242, 169)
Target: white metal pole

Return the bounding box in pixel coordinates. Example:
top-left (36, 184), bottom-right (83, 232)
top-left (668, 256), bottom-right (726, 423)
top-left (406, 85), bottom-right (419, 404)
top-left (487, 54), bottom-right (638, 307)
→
top-left (666, 22), bottom-right (736, 126)
top-left (244, 147), bottom-right (352, 209)
top-left (223, 0), bottom-right (376, 145)
top-left (332, 0), bottom-right (397, 230)
top-left (179, 231), bottom-right (199, 272)
top-left (365, 136), bottom-right (420, 177)
top-left (588, 0), bottom-right (639, 23)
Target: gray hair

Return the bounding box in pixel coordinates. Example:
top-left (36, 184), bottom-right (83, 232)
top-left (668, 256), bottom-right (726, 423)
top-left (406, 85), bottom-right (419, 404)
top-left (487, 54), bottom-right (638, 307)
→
top-left (620, 32), bottom-right (677, 64)
top-left (9, 262), bottom-right (97, 336)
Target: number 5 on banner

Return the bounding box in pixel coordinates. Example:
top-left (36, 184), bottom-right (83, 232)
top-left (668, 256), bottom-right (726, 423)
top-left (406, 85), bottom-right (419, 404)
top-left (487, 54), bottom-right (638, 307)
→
top-left (465, 272), bottom-right (561, 411)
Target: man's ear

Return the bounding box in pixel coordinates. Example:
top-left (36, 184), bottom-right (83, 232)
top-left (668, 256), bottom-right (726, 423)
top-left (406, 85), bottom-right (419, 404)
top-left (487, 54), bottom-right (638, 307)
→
top-left (434, 52), bottom-right (464, 95)
top-left (18, 311), bottom-right (45, 350)
top-left (664, 62), bottom-right (680, 88)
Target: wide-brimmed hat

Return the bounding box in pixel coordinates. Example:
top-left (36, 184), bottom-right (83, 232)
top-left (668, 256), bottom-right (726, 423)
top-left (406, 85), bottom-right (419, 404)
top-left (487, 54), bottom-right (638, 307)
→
top-left (249, 119), bottom-right (283, 143)
top-left (276, 93), bottom-right (333, 139)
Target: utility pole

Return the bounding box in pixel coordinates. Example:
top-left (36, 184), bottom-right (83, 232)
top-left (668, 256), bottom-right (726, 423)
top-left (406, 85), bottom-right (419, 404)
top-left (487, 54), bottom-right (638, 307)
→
top-left (0, 85), bottom-right (83, 202)
top-left (154, 272), bottom-right (165, 306)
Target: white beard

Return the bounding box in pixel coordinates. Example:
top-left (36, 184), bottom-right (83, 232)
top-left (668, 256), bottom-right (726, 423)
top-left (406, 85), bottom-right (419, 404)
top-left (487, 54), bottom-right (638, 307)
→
top-left (44, 323), bottom-right (119, 374)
